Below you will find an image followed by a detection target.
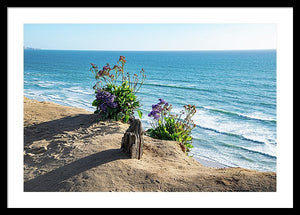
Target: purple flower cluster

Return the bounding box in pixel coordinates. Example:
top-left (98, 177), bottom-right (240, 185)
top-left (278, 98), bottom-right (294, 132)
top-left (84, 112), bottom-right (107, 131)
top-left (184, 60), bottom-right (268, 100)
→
top-left (96, 90), bottom-right (118, 112)
top-left (158, 98), bottom-right (167, 106)
top-left (148, 98), bottom-right (168, 120)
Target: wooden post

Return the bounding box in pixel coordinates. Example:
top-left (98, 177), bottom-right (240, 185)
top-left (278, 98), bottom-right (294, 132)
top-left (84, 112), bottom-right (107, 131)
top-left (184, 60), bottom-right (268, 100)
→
top-left (121, 119), bottom-right (144, 159)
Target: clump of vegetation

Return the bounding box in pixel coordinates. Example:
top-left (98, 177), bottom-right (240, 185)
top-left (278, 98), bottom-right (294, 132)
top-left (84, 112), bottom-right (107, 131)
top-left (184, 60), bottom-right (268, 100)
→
top-left (147, 98), bottom-right (197, 153)
top-left (90, 56), bottom-right (145, 122)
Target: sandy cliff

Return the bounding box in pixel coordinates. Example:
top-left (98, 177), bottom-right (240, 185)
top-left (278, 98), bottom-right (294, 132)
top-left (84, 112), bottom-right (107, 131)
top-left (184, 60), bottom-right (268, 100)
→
top-left (24, 97), bottom-right (276, 192)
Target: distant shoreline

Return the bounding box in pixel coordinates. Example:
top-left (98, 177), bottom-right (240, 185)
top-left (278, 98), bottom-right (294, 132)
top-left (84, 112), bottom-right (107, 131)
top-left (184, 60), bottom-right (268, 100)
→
top-left (24, 46), bottom-right (41, 50)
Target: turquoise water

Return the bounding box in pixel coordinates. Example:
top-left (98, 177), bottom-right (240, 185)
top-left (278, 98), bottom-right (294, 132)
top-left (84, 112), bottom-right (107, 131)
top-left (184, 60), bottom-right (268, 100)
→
top-left (24, 50), bottom-right (276, 172)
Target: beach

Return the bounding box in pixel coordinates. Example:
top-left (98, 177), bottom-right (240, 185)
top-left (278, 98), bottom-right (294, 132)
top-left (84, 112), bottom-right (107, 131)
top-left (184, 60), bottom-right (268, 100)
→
top-left (24, 96), bottom-right (276, 192)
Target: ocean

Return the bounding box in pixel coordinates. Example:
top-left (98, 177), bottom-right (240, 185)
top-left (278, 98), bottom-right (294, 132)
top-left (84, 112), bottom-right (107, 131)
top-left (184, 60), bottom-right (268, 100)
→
top-left (24, 49), bottom-right (276, 172)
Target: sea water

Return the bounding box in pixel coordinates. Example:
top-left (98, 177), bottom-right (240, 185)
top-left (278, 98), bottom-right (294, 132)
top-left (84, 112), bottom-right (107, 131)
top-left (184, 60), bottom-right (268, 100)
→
top-left (24, 50), bottom-right (276, 172)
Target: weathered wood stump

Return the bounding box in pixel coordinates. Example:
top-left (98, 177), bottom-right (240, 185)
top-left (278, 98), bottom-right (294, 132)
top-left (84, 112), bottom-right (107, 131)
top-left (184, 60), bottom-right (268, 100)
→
top-left (121, 119), bottom-right (144, 159)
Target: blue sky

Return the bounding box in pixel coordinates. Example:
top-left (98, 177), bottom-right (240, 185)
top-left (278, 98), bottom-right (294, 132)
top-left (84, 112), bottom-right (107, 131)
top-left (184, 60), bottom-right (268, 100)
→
top-left (24, 24), bottom-right (276, 51)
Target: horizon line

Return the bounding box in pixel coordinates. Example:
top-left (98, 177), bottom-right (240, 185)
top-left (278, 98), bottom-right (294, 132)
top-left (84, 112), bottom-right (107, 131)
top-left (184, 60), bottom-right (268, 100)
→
top-left (24, 47), bottom-right (276, 52)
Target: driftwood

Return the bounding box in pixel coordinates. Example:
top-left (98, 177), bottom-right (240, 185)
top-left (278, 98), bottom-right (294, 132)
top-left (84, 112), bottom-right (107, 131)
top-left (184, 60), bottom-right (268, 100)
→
top-left (121, 119), bottom-right (144, 159)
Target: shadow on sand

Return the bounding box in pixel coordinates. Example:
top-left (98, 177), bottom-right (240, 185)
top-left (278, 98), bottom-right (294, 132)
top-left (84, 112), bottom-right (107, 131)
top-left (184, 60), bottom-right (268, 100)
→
top-left (24, 114), bottom-right (121, 147)
top-left (24, 148), bottom-right (129, 191)
top-left (24, 113), bottom-right (129, 191)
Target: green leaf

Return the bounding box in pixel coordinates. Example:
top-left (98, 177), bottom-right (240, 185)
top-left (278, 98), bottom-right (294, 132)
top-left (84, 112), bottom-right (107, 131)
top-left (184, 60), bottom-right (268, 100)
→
top-left (136, 109), bottom-right (143, 119)
top-left (92, 100), bottom-right (99, 106)
top-left (185, 143), bottom-right (194, 148)
top-left (171, 133), bottom-right (178, 140)
top-left (186, 136), bottom-right (192, 141)
top-left (124, 115), bottom-right (130, 123)
top-left (160, 119), bottom-right (164, 124)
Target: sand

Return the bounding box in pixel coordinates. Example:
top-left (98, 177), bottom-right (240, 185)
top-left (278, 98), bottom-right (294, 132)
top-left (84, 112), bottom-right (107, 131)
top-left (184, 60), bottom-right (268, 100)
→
top-left (24, 97), bottom-right (276, 192)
